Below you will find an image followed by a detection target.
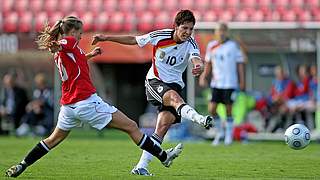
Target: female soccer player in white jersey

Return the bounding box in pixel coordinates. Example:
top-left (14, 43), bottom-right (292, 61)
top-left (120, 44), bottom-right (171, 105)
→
top-left (5, 16), bottom-right (183, 178)
top-left (92, 10), bottom-right (213, 176)
top-left (199, 23), bottom-right (246, 146)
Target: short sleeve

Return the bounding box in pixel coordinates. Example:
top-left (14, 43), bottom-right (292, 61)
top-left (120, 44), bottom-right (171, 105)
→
top-left (188, 38), bottom-right (201, 61)
top-left (234, 42), bottom-right (244, 63)
top-left (59, 36), bottom-right (78, 52)
top-left (135, 30), bottom-right (166, 47)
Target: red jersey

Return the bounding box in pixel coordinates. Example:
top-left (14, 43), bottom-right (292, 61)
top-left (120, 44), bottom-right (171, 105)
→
top-left (54, 36), bottom-right (96, 105)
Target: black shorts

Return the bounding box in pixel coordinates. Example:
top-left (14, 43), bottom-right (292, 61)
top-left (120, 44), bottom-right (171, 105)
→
top-left (211, 88), bottom-right (235, 104)
top-left (145, 78), bottom-right (182, 123)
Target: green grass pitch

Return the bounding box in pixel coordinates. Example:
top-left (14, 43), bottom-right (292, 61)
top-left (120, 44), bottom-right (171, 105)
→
top-left (0, 129), bottom-right (319, 180)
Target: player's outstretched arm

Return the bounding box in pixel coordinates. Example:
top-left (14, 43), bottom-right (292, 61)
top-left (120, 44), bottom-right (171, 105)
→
top-left (92, 34), bottom-right (137, 45)
top-left (191, 57), bottom-right (204, 77)
top-left (199, 61), bottom-right (212, 87)
top-left (86, 47), bottom-right (102, 60)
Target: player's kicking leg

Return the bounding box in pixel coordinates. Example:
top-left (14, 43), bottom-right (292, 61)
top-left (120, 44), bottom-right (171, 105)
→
top-left (107, 110), bottom-right (183, 169)
top-left (6, 127), bottom-right (70, 177)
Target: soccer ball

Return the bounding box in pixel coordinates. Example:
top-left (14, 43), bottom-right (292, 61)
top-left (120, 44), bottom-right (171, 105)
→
top-left (284, 124), bottom-right (311, 150)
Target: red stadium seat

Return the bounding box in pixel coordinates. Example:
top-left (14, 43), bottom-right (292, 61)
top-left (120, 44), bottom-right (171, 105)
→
top-left (312, 8), bottom-right (320, 21)
top-left (49, 11), bottom-right (64, 26)
top-left (103, 0), bottom-right (117, 13)
top-left (34, 11), bottom-right (48, 32)
top-left (163, 0), bottom-right (178, 11)
top-left (30, 0), bottom-right (44, 13)
top-left (119, 0), bottom-right (133, 11)
top-left (19, 11), bottom-right (33, 33)
top-left (226, 0), bottom-right (240, 8)
top-left (148, 0), bottom-right (162, 13)
top-left (88, 0), bottom-right (103, 14)
top-left (265, 10), bottom-right (281, 21)
top-left (95, 12), bottom-right (109, 31)
top-left (195, 0), bottom-right (210, 11)
top-left (193, 10), bottom-right (203, 21)
top-left (250, 9), bottom-right (265, 21)
top-left (59, 0), bottom-right (73, 14)
top-left (258, 0), bottom-right (272, 10)
top-left (234, 10), bottom-right (250, 21)
top-left (134, 0), bottom-right (147, 12)
top-left (290, 0), bottom-right (305, 9)
top-left (241, 0), bottom-right (257, 8)
top-left (108, 12), bottom-right (124, 32)
top-left (219, 10), bottom-right (233, 22)
top-left (306, 0), bottom-right (320, 9)
top-left (281, 9), bottom-right (297, 21)
top-left (81, 12), bottom-right (95, 32)
top-left (211, 0), bottom-right (225, 10)
top-left (137, 11), bottom-right (154, 32)
top-left (3, 12), bottom-right (18, 33)
top-left (123, 12), bottom-right (136, 32)
top-left (154, 11), bottom-right (171, 29)
top-left (202, 11), bottom-right (219, 22)
top-left (44, 0), bottom-right (58, 14)
top-left (1, 0), bottom-right (14, 15)
top-left (179, 0), bottom-right (194, 9)
top-left (298, 10), bottom-right (312, 21)
top-left (74, 0), bottom-right (88, 14)
top-left (16, 0), bottom-right (29, 13)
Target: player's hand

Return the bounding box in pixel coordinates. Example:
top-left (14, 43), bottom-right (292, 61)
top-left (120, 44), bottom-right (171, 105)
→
top-left (91, 47), bottom-right (102, 57)
top-left (192, 64), bottom-right (203, 76)
top-left (91, 34), bottom-right (106, 45)
top-left (48, 41), bottom-right (61, 53)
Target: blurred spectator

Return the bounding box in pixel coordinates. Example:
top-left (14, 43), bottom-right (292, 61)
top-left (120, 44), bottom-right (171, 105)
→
top-left (264, 65), bottom-right (296, 132)
top-left (305, 64), bottom-right (317, 113)
top-left (16, 73), bottom-right (54, 136)
top-left (0, 72), bottom-right (28, 134)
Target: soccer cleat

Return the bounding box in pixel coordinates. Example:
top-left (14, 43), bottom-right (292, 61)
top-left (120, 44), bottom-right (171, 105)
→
top-left (162, 143), bottom-right (183, 168)
top-left (131, 166), bottom-right (153, 176)
top-left (5, 163), bottom-right (26, 177)
top-left (201, 116), bottom-right (214, 129)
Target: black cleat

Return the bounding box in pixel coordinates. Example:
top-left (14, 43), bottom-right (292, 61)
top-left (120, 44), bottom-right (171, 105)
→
top-left (5, 163), bottom-right (26, 177)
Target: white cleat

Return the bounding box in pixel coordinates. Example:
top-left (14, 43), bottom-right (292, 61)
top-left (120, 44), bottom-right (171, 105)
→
top-left (162, 143), bottom-right (183, 168)
top-left (131, 166), bottom-right (153, 176)
top-left (200, 116), bottom-right (214, 129)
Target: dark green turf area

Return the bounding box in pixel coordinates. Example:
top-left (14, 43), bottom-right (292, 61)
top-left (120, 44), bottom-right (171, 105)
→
top-left (1, 129), bottom-right (319, 180)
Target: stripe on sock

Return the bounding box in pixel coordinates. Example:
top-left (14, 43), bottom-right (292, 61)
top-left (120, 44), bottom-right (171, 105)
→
top-left (151, 133), bottom-right (163, 144)
top-left (40, 141), bottom-right (50, 152)
top-left (137, 134), bottom-right (147, 147)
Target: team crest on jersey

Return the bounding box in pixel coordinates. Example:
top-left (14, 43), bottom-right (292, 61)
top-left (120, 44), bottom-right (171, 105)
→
top-left (159, 51), bottom-right (166, 59)
top-left (59, 39), bottom-right (67, 45)
top-left (157, 85), bottom-right (164, 93)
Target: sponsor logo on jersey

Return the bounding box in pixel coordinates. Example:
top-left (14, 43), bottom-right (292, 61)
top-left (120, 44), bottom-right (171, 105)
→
top-left (157, 85), bottom-right (163, 93)
top-left (159, 51), bottom-right (166, 59)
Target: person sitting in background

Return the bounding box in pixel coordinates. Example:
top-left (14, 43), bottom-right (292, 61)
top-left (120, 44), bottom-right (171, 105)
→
top-left (306, 64), bottom-right (317, 114)
top-left (16, 73), bottom-right (54, 136)
top-left (286, 65), bottom-right (310, 128)
top-left (268, 66), bottom-right (296, 132)
top-left (0, 72), bottom-right (29, 134)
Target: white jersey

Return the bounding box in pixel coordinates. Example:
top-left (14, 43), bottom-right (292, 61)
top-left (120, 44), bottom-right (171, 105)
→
top-left (205, 39), bottom-right (244, 89)
top-left (136, 29), bottom-right (201, 88)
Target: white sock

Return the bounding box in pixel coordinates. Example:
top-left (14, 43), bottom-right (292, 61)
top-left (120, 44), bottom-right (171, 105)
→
top-left (136, 137), bottom-right (161, 169)
top-left (225, 118), bottom-right (234, 144)
top-left (179, 105), bottom-right (202, 124)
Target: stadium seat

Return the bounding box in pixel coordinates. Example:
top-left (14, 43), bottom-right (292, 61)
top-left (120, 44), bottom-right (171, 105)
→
top-left (193, 10), bottom-right (203, 21)
top-left (250, 9), bottom-right (265, 21)
top-left (137, 11), bottom-right (154, 32)
top-left (49, 11), bottom-right (64, 26)
top-left (163, 0), bottom-right (178, 11)
top-left (179, 0), bottom-right (194, 9)
top-left (3, 12), bottom-right (18, 33)
top-left (103, 0), bottom-right (117, 13)
top-left (290, 0), bottom-right (305, 10)
top-left (44, 0), bottom-right (59, 14)
top-left (123, 12), bottom-right (136, 32)
top-left (306, 0), bottom-right (320, 9)
top-left (88, 0), bottom-right (103, 14)
top-left (15, 0), bottom-right (29, 14)
top-left (34, 11), bottom-right (48, 32)
top-left (148, 0), bottom-right (163, 13)
top-left (134, 0), bottom-right (147, 12)
top-left (154, 11), bottom-right (171, 29)
top-left (202, 11), bottom-right (219, 22)
top-left (19, 11), bottom-right (33, 33)
top-left (281, 9), bottom-right (297, 21)
top-left (58, 0), bottom-right (73, 14)
top-left (298, 10), bottom-right (312, 21)
top-left (265, 10), bottom-right (281, 21)
top-left (108, 12), bottom-right (124, 32)
top-left (74, 0), bottom-right (88, 14)
top-left (241, 0), bottom-right (257, 9)
top-left (211, 0), bottom-right (225, 10)
top-left (1, 0), bottom-right (14, 15)
top-left (119, 0), bottom-right (133, 11)
top-left (81, 12), bottom-right (95, 32)
top-left (226, 0), bottom-right (240, 9)
top-left (312, 8), bottom-right (320, 21)
top-left (195, 0), bottom-right (210, 11)
top-left (234, 10), bottom-right (250, 21)
top-left (258, 0), bottom-right (272, 10)
top-left (95, 12), bottom-right (109, 32)
top-left (219, 10), bottom-right (233, 22)
top-left (30, 0), bottom-right (44, 13)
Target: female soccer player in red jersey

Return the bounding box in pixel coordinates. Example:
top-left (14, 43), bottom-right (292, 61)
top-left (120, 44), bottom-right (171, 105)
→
top-left (5, 16), bottom-right (182, 178)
